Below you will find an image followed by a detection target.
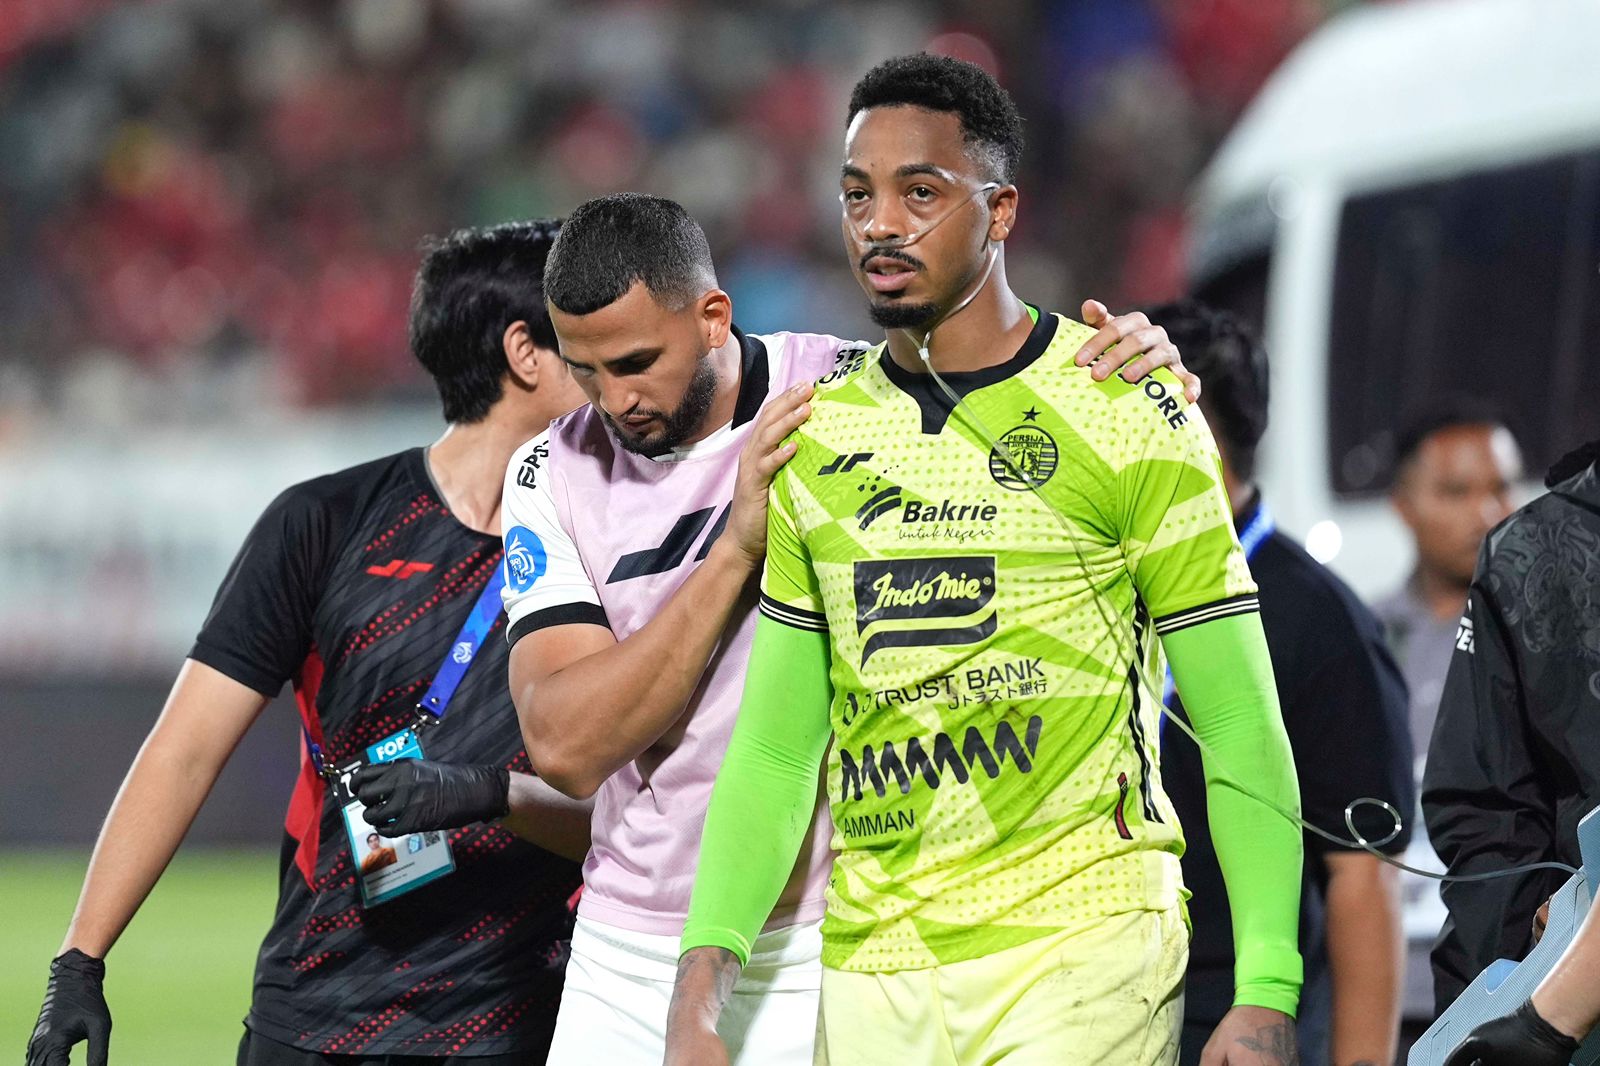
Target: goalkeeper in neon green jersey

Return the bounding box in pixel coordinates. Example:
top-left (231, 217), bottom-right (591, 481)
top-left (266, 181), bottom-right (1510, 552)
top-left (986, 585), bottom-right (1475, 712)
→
top-left (665, 54), bottom-right (1304, 1066)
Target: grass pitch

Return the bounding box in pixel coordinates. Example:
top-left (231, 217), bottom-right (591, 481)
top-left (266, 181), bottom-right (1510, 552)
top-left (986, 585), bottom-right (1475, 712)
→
top-left (1, 848), bottom-right (278, 1065)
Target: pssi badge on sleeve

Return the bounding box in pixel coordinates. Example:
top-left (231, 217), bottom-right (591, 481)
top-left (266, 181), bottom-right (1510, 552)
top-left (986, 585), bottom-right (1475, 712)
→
top-left (333, 726), bottom-right (456, 907)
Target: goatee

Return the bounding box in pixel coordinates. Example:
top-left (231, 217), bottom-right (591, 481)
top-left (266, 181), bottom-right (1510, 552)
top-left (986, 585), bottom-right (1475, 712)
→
top-left (868, 299), bottom-right (940, 330)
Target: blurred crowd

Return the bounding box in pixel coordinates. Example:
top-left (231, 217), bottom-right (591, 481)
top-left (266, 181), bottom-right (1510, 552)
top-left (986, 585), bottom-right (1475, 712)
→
top-left (0, 0), bottom-right (1340, 436)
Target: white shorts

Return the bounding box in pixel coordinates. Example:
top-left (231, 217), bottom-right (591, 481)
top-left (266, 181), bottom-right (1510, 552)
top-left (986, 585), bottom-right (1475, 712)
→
top-left (545, 915), bottom-right (822, 1066)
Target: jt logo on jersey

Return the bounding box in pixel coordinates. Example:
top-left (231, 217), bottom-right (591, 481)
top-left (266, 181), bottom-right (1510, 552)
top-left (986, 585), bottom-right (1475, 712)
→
top-left (366, 559), bottom-right (435, 580)
top-left (819, 452), bottom-right (874, 476)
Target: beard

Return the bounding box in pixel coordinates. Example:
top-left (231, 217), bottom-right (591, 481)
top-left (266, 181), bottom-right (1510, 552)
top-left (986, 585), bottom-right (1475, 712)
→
top-left (606, 352), bottom-right (721, 458)
top-left (861, 246), bottom-right (940, 331)
top-left (862, 245), bottom-right (989, 334)
top-left (868, 298), bottom-right (941, 330)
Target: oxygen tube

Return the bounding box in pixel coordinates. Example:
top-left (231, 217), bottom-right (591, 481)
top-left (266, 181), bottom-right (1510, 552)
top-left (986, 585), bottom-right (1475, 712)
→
top-left (874, 218), bottom-right (1578, 886)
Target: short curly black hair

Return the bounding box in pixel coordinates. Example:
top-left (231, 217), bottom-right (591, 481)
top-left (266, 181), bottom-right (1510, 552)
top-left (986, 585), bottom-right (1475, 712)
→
top-left (847, 53), bottom-right (1025, 182)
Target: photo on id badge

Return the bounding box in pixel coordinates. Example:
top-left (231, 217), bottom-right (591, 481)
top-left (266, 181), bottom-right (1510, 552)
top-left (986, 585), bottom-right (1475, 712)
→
top-left (334, 726), bottom-right (455, 907)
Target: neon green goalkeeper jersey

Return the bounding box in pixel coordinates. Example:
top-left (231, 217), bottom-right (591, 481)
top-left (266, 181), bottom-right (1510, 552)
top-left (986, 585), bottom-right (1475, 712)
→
top-left (759, 309), bottom-right (1259, 972)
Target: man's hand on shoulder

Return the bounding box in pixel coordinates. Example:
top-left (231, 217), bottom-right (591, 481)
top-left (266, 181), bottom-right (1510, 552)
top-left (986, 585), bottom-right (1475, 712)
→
top-left (1075, 299), bottom-right (1201, 403)
top-left (723, 382), bottom-right (813, 569)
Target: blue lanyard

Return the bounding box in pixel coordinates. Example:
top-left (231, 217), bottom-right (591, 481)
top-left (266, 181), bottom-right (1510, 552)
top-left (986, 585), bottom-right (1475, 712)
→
top-left (1234, 501), bottom-right (1277, 563)
top-left (415, 563), bottom-right (507, 722)
top-left (1159, 502), bottom-right (1274, 724)
top-left (304, 562), bottom-right (507, 777)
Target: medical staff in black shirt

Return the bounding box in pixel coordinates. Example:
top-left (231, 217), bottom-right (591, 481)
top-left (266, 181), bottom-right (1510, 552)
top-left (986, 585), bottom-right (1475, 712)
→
top-left (26, 221), bottom-right (592, 1066)
top-left (1146, 300), bottom-right (1416, 1066)
top-left (1425, 438), bottom-right (1600, 1025)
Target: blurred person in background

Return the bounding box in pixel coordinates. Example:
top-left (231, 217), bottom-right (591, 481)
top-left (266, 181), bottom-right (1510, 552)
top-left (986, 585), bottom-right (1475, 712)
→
top-left (1374, 404), bottom-right (1523, 758)
top-left (25, 221), bottom-right (593, 1066)
top-left (1374, 403), bottom-right (1523, 1005)
top-left (1423, 437), bottom-right (1600, 1016)
top-left (499, 191), bottom-right (1188, 1066)
top-left (668, 54), bottom-right (1301, 1066)
top-left (1150, 299), bottom-right (1414, 1066)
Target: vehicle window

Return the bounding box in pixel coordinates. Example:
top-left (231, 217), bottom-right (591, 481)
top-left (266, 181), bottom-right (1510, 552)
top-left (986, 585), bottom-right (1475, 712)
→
top-left (1326, 149), bottom-right (1600, 494)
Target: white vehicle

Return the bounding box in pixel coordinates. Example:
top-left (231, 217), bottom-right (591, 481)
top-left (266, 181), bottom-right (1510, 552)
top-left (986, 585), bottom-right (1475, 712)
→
top-left (1187, 0), bottom-right (1600, 1022)
top-left (1191, 0), bottom-right (1600, 595)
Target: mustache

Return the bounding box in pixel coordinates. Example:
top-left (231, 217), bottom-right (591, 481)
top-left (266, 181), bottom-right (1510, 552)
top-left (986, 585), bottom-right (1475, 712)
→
top-left (859, 247), bottom-right (925, 273)
top-left (604, 407), bottom-right (660, 427)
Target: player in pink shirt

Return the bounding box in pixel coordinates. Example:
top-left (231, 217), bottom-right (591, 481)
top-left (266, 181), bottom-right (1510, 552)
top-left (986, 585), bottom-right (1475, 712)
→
top-left (500, 193), bottom-right (1195, 1065)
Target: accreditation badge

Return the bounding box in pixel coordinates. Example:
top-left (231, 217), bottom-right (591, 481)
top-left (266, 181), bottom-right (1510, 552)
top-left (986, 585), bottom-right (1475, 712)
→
top-left (333, 725), bottom-right (456, 907)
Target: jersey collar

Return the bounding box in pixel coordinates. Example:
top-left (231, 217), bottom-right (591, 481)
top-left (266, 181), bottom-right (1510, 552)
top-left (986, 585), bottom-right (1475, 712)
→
top-left (877, 305), bottom-right (1057, 434)
top-left (729, 325), bottom-right (769, 430)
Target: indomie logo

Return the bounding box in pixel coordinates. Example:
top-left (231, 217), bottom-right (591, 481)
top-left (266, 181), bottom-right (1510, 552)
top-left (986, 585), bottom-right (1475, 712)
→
top-left (869, 569), bottom-right (987, 614)
top-left (853, 556), bottom-right (997, 665)
top-left (839, 715), bottom-right (1043, 802)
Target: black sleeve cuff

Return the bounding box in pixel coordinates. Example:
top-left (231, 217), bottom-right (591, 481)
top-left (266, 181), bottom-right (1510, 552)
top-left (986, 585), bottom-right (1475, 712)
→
top-left (187, 640), bottom-right (287, 697)
top-left (758, 593), bottom-right (829, 632)
top-left (1152, 594), bottom-right (1260, 636)
top-left (507, 602), bottom-right (612, 647)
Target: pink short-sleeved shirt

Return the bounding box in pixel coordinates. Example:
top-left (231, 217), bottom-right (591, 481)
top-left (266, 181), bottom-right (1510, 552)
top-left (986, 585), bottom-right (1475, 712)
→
top-left (501, 327), bottom-right (866, 935)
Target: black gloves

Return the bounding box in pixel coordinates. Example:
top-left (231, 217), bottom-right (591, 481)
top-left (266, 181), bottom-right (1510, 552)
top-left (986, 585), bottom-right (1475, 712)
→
top-left (26, 949), bottom-right (110, 1066)
top-left (350, 759), bottom-right (510, 837)
top-left (1444, 1000), bottom-right (1581, 1066)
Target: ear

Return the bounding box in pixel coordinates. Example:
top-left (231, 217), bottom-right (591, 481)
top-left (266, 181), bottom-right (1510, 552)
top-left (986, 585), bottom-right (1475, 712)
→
top-left (988, 184), bottom-right (1019, 243)
top-left (698, 289), bottom-right (733, 350)
top-left (503, 320), bottom-right (540, 390)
